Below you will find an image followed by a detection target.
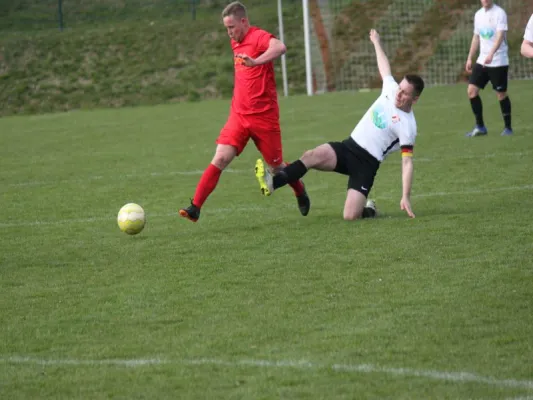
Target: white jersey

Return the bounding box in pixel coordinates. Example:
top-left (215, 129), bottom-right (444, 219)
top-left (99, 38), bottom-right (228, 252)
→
top-left (474, 4), bottom-right (509, 67)
top-left (350, 76), bottom-right (417, 162)
top-left (524, 14), bottom-right (533, 42)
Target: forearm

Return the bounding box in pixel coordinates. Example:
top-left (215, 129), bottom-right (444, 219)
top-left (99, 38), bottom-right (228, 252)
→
top-left (467, 36), bottom-right (479, 60)
top-left (488, 31), bottom-right (505, 56)
top-left (521, 40), bottom-right (533, 58)
top-left (401, 156), bottom-right (414, 198)
top-left (254, 39), bottom-right (286, 65)
top-left (373, 40), bottom-right (392, 78)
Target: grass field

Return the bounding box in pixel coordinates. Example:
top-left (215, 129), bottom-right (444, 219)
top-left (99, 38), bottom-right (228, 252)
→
top-left (1, 81), bottom-right (533, 399)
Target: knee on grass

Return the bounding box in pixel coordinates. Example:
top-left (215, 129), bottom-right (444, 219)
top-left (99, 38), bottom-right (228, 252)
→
top-left (343, 209), bottom-right (363, 221)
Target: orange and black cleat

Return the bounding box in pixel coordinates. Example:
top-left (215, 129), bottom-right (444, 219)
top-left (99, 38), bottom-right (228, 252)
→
top-left (179, 201), bottom-right (200, 222)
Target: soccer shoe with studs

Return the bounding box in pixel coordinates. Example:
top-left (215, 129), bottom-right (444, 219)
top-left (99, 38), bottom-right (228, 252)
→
top-left (255, 159), bottom-right (274, 196)
top-left (465, 126), bottom-right (487, 137)
top-left (296, 186), bottom-right (311, 216)
top-left (179, 201), bottom-right (200, 222)
top-left (501, 128), bottom-right (513, 136)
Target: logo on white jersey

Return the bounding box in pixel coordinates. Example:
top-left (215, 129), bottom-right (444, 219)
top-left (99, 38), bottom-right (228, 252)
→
top-left (371, 105), bottom-right (387, 129)
top-left (392, 115), bottom-right (400, 123)
top-left (479, 28), bottom-right (494, 39)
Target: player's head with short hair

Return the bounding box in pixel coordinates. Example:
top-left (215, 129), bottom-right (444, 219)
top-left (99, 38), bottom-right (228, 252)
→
top-left (405, 74), bottom-right (424, 97)
top-left (480, 0), bottom-right (493, 9)
top-left (395, 74), bottom-right (424, 111)
top-left (222, 2), bottom-right (249, 43)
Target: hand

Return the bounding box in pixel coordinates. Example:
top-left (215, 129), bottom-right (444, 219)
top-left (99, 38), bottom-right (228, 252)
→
top-left (400, 196), bottom-right (415, 218)
top-left (465, 59), bottom-right (472, 73)
top-left (484, 54), bottom-right (493, 65)
top-left (369, 29), bottom-right (380, 45)
top-left (235, 53), bottom-right (257, 67)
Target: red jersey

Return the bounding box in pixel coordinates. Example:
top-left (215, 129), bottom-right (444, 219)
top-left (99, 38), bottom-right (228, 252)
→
top-left (231, 26), bottom-right (279, 115)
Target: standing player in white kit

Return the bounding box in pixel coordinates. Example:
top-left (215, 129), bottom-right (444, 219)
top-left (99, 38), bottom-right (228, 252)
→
top-left (465, 0), bottom-right (513, 137)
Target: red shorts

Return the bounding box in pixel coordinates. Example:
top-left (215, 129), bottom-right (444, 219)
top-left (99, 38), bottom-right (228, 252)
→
top-left (217, 108), bottom-right (283, 166)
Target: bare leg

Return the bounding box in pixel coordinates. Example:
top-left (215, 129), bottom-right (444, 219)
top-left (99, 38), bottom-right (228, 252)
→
top-left (343, 189), bottom-right (368, 220)
top-left (299, 143), bottom-right (338, 171)
top-left (211, 144), bottom-right (237, 170)
top-left (192, 144), bottom-right (237, 208)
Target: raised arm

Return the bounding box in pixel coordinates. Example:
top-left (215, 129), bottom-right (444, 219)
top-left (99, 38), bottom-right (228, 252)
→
top-left (369, 29), bottom-right (391, 79)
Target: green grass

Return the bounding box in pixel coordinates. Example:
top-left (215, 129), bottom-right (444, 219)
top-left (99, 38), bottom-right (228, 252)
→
top-left (1, 81), bottom-right (533, 399)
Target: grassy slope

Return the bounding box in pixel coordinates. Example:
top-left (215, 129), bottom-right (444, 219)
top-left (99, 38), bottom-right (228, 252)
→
top-left (2, 0), bottom-right (532, 117)
top-left (0, 1), bottom-right (306, 116)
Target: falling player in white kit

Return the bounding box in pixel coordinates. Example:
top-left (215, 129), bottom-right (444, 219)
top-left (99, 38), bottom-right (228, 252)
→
top-left (521, 14), bottom-right (533, 58)
top-left (465, 0), bottom-right (513, 137)
top-left (254, 29), bottom-right (424, 220)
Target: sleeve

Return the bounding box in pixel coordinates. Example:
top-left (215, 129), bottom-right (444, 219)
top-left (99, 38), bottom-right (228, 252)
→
top-left (525, 15), bottom-right (533, 42)
top-left (473, 13), bottom-right (479, 35)
top-left (256, 29), bottom-right (275, 53)
top-left (382, 75), bottom-right (398, 96)
top-left (496, 9), bottom-right (508, 32)
top-left (398, 120), bottom-right (417, 157)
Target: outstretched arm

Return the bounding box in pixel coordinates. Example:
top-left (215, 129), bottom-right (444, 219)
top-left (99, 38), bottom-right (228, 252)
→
top-left (237, 38), bottom-right (286, 66)
top-left (369, 29), bottom-right (391, 79)
top-left (400, 154), bottom-right (415, 218)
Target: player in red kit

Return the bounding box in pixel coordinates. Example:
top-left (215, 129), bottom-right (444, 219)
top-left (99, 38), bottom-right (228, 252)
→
top-left (179, 1), bottom-right (310, 222)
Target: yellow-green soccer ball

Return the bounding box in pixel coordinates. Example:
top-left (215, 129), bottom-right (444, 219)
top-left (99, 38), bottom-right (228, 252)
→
top-left (117, 203), bottom-right (145, 235)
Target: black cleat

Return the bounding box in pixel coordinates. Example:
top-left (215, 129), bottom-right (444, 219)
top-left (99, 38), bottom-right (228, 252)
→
top-left (296, 187), bottom-right (311, 216)
top-left (179, 201), bottom-right (200, 222)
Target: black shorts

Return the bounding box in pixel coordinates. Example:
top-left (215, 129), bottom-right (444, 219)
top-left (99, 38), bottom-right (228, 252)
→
top-left (469, 63), bottom-right (508, 92)
top-left (328, 137), bottom-right (380, 197)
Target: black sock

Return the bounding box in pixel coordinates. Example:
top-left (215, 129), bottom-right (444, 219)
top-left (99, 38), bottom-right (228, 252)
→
top-left (499, 96), bottom-right (512, 129)
top-left (273, 160), bottom-right (308, 190)
top-left (470, 96), bottom-right (484, 127)
top-left (362, 207), bottom-right (376, 219)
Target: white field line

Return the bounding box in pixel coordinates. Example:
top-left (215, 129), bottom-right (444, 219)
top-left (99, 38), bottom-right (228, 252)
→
top-left (506, 397), bottom-right (533, 400)
top-left (1, 184), bottom-right (532, 228)
top-left (336, 185), bottom-right (533, 200)
top-left (3, 150), bottom-right (530, 189)
top-left (415, 151), bottom-right (530, 162)
top-left (411, 184), bottom-right (533, 199)
top-left (0, 206), bottom-right (267, 228)
top-left (5, 168), bottom-right (248, 188)
top-left (2, 355), bottom-right (533, 390)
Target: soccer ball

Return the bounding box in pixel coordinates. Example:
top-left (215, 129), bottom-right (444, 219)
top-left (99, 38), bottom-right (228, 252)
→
top-left (117, 203), bottom-right (145, 235)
